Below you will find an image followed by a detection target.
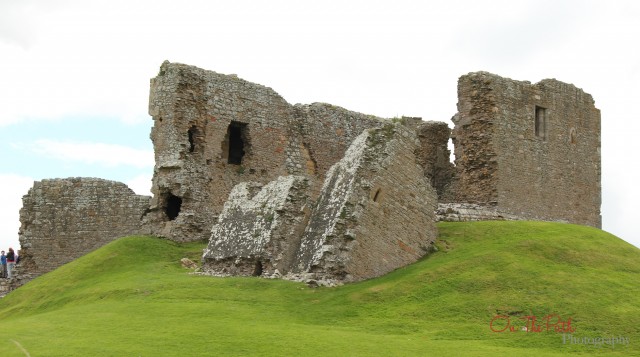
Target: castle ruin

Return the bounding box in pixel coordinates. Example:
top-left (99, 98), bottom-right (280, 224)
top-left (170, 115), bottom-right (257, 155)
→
top-left (447, 72), bottom-right (601, 227)
top-left (16, 62), bottom-right (601, 285)
top-left (18, 178), bottom-right (150, 276)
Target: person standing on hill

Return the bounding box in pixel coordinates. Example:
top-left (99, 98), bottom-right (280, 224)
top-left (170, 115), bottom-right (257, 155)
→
top-left (6, 248), bottom-right (16, 279)
top-left (0, 251), bottom-right (6, 278)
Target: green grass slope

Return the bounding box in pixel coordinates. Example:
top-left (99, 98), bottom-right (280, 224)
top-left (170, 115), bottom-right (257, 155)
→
top-left (0, 221), bottom-right (638, 356)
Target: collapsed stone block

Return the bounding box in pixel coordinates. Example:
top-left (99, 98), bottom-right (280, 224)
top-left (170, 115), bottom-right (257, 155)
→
top-left (293, 122), bottom-right (439, 282)
top-left (202, 176), bottom-right (309, 276)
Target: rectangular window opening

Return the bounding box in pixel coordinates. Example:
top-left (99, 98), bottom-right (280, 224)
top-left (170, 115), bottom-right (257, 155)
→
top-left (535, 106), bottom-right (547, 141)
top-left (223, 121), bottom-right (249, 165)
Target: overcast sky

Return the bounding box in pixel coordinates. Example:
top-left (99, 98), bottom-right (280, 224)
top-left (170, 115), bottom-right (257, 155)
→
top-left (1, 0), bottom-right (639, 250)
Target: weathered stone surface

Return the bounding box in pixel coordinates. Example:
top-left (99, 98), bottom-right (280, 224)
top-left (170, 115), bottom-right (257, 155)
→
top-left (18, 178), bottom-right (150, 276)
top-left (145, 62), bottom-right (297, 242)
top-left (202, 176), bottom-right (309, 276)
top-left (292, 122), bottom-right (438, 282)
top-left (292, 103), bottom-right (385, 182)
top-left (450, 72), bottom-right (601, 228)
top-left (436, 203), bottom-right (522, 222)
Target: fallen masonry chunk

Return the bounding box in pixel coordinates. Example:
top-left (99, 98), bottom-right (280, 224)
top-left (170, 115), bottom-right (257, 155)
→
top-left (292, 122), bottom-right (439, 282)
top-left (202, 176), bottom-right (309, 277)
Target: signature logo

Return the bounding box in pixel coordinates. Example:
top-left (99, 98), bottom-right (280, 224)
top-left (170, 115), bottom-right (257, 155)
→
top-left (490, 314), bottom-right (576, 333)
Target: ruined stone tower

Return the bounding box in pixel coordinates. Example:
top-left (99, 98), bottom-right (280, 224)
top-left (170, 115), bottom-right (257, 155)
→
top-left (448, 72), bottom-right (601, 227)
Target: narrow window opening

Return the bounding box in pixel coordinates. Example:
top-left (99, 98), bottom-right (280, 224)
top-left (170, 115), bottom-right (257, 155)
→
top-left (225, 122), bottom-right (248, 165)
top-left (252, 260), bottom-right (263, 276)
top-left (447, 137), bottom-right (455, 164)
top-left (165, 194), bottom-right (182, 221)
top-left (570, 127), bottom-right (577, 144)
top-left (373, 188), bottom-right (382, 202)
top-left (535, 106), bottom-right (547, 141)
top-left (187, 126), bottom-right (199, 153)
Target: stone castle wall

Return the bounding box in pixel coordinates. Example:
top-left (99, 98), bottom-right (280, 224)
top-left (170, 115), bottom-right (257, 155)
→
top-left (451, 72), bottom-right (601, 227)
top-left (293, 103), bottom-right (385, 181)
top-left (18, 178), bottom-right (150, 275)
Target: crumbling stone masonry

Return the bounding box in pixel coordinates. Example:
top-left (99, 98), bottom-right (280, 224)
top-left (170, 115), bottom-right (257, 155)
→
top-left (414, 120), bottom-right (456, 200)
top-left (144, 61), bottom-right (383, 242)
top-left (448, 72), bottom-right (601, 228)
top-left (292, 123), bottom-right (438, 282)
top-left (203, 122), bottom-right (438, 283)
top-left (18, 178), bottom-right (150, 276)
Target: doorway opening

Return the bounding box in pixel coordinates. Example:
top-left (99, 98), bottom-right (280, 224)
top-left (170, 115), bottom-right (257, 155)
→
top-left (165, 194), bottom-right (182, 221)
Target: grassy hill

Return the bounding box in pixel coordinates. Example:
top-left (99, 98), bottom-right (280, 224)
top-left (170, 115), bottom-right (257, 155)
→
top-left (0, 221), bottom-right (638, 356)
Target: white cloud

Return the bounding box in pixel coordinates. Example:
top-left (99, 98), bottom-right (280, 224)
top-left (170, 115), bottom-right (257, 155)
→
top-left (0, 174), bottom-right (35, 251)
top-left (125, 174), bottom-right (153, 196)
top-left (0, 0), bottom-right (37, 49)
top-left (29, 140), bottom-right (154, 168)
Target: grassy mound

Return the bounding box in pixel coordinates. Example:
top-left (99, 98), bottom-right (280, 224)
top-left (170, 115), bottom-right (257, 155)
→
top-left (0, 221), bottom-right (638, 356)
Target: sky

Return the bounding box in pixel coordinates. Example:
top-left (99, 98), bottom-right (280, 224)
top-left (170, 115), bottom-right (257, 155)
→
top-left (1, 0), bottom-right (639, 250)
